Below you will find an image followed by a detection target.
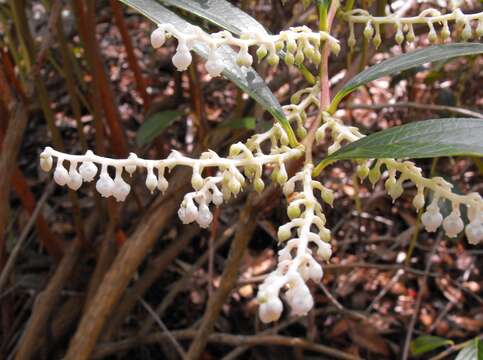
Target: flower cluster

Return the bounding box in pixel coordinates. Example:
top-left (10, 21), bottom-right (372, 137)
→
top-left (316, 113), bottom-right (483, 244)
top-left (257, 165), bottom-right (333, 323)
top-left (150, 23), bottom-right (340, 76)
top-left (40, 124), bottom-right (303, 228)
top-left (343, 8), bottom-right (483, 49)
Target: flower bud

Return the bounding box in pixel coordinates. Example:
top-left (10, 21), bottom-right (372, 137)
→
top-left (296, 127), bottom-right (307, 139)
top-left (267, 53), bottom-right (280, 66)
top-left (96, 173), bottom-right (115, 198)
top-left (356, 164), bottom-right (369, 180)
top-left (259, 297), bottom-right (283, 323)
top-left (157, 176), bottom-right (169, 193)
top-left (228, 177), bottom-right (241, 195)
top-left (191, 173), bottom-right (204, 190)
top-left (67, 168), bottom-right (83, 191)
top-left (465, 222), bottom-right (483, 245)
top-left (413, 192), bottom-right (425, 210)
top-left (150, 27), bottom-right (166, 48)
top-left (125, 153), bottom-right (138, 176)
top-left (54, 164), bottom-right (69, 186)
top-left (287, 204), bottom-right (301, 219)
top-left (406, 25), bottom-right (415, 43)
top-left (395, 29), bottom-right (404, 45)
top-left (256, 45), bottom-right (268, 61)
top-left (388, 181), bottom-right (403, 201)
top-left (442, 210), bottom-right (464, 238)
top-left (286, 38), bottom-right (297, 53)
top-left (197, 203), bottom-right (213, 228)
top-left (421, 206), bottom-right (443, 232)
top-left (40, 154), bottom-right (53, 172)
top-left (317, 241), bottom-right (332, 260)
top-left (321, 188), bottom-right (334, 206)
top-left (236, 48), bottom-right (253, 67)
top-left (277, 166), bottom-right (288, 185)
top-left (283, 180), bottom-right (295, 196)
top-left (254, 178), bottom-right (265, 193)
top-left (113, 176), bottom-right (131, 202)
top-left (372, 33), bottom-right (382, 48)
top-left (294, 50), bottom-right (304, 65)
top-left (277, 225), bottom-right (291, 242)
top-left (330, 41), bottom-right (340, 56)
top-left (284, 52), bottom-right (295, 66)
top-left (179, 199), bottom-right (198, 224)
top-left (212, 190), bottom-right (223, 206)
top-left (368, 165), bottom-right (381, 185)
top-left (79, 161), bottom-right (97, 182)
top-left (363, 22), bottom-right (374, 40)
top-left (172, 42), bottom-right (192, 71)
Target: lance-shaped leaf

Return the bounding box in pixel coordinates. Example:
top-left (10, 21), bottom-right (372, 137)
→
top-left (329, 43), bottom-right (483, 113)
top-left (411, 336), bottom-right (453, 356)
top-left (158, 0), bottom-right (267, 35)
top-left (314, 118), bottom-right (483, 175)
top-left (118, 0), bottom-right (298, 145)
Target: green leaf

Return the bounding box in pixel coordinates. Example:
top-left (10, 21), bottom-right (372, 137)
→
top-left (158, 0), bottom-right (267, 35)
top-left (136, 110), bottom-right (182, 146)
top-left (218, 117), bottom-right (256, 130)
top-left (118, 0), bottom-right (297, 146)
top-left (313, 118), bottom-right (483, 175)
top-left (455, 338), bottom-right (483, 360)
top-left (410, 336), bottom-right (453, 356)
top-left (329, 43), bottom-right (483, 113)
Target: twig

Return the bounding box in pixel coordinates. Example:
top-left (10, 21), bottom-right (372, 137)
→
top-left (0, 182), bottom-right (54, 292)
top-left (93, 330), bottom-right (359, 360)
top-left (319, 283), bottom-right (367, 321)
top-left (138, 297), bottom-right (187, 358)
top-left (343, 102), bottom-right (483, 119)
top-left (401, 234), bottom-right (442, 360)
top-left (137, 226), bottom-right (234, 336)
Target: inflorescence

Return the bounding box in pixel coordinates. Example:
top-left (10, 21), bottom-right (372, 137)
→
top-left (343, 8), bottom-right (483, 49)
top-left (150, 23), bottom-right (340, 76)
top-left (39, 18), bottom-right (482, 324)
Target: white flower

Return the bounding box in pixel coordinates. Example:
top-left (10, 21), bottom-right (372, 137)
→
top-left (54, 163), bottom-right (69, 186)
top-left (442, 209), bottom-right (464, 238)
top-left (151, 27), bottom-right (166, 48)
top-left (96, 173), bottom-right (115, 198)
top-left (205, 50), bottom-right (224, 77)
top-left (197, 203), bottom-right (213, 228)
top-left (178, 198), bottom-right (198, 224)
top-left (112, 176), bottom-right (131, 202)
top-left (145, 169), bottom-right (158, 193)
top-left (67, 167), bottom-right (83, 191)
top-left (421, 204), bottom-right (443, 232)
top-left (465, 222), bottom-right (483, 245)
top-left (40, 153), bottom-right (53, 172)
top-left (172, 42), bottom-right (192, 71)
top-left (259, 297), bottom-right (283, 323)
top-left (79, 161), bottom-right (98, 182)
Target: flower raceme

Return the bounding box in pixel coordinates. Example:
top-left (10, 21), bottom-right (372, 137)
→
top-left (150, 23), bottom-right (340, 76)
top-left (40, 123), bottom-right (303, 229)
top-left (40, 83), bottom-right (482, 324)
top-left (344, 8), bottom-right (483, 49)
top-left (258, 165), bottom-right (333, 323)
